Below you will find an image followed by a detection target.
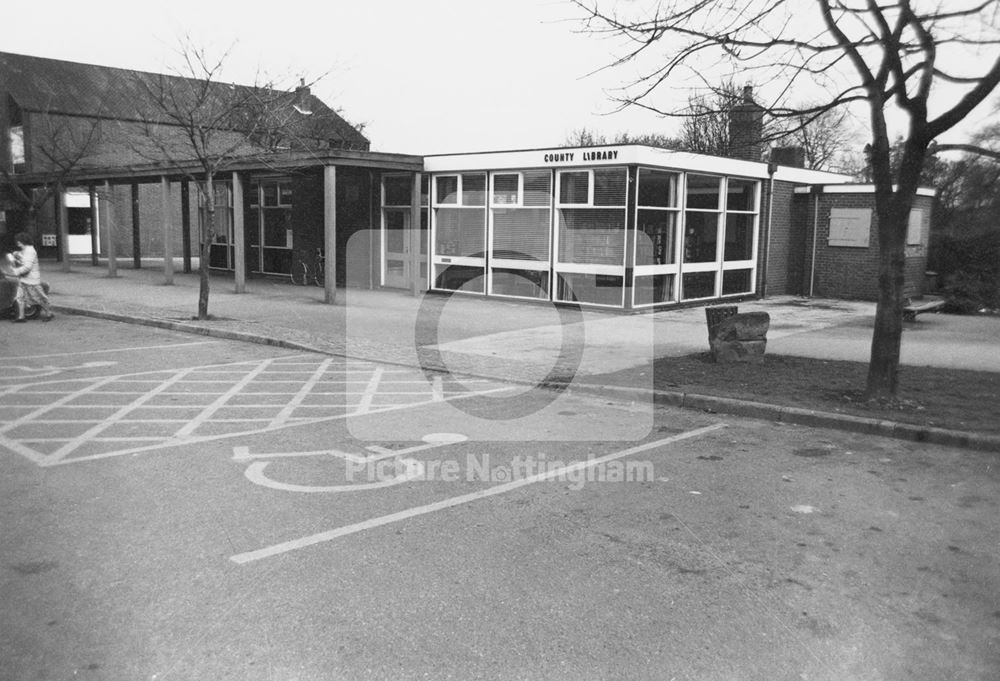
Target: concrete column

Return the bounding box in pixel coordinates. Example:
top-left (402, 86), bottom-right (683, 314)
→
top-left (323, 165), bottom-right (337, 304)
top-left (103, 181), bottom-right (118, 278)
top-left (88, 185), bottom-right (99, 267)
top-left (161, 177), bottom-right (174, 285)
top-left (409, 172), bottom-right (422, 296)
top-left (57, 185), bottom-right (71, 272)
top-left (232, 172), bottom-right (246, 293)
top-left (131, 182), bottom-right (141, 268)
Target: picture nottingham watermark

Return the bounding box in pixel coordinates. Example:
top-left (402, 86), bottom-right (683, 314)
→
top-left (344, 453), bottom-right (656, 491)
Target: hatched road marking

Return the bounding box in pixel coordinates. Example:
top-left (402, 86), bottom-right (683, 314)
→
top-left (0, 354), bottom-right (512, 467)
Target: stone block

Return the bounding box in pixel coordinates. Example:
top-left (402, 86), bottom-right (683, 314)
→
top-left (711, 338), bottom-right (767, 363)
top-left (713, 312), bottom-right (770, 342)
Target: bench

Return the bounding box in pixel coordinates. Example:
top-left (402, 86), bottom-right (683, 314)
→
top-left (903, 297), bottom-right (945, 322)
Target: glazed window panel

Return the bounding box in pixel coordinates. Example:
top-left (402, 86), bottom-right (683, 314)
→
top-left (636, 210), bottom-right (678, 266)
top-left (682, 271), bottom-right (717, 300)
top-left (686, 174), bottom-right (722, 210)
top-left (492, 208), bottom-right (550, 261)
top-left (637, 169), bottom-right (679, 208)
top-left (385, 210), bottom-right (406, 252)
top-left (263, 208), bottom-right (290, 247)
top-left (682, 212), bottom-right (719, 263)
top-left (722, 269), bottom-right (753, 295)
top-left (593, 168), bottom-right (627, 206)
top-left (726, 178), bottom-right (757, 211)
top-left (557, 272), bottom-right (624, 306)
top-left (723, 213), bottom-right (754, 261)
top-left (462, 173), bottom-right (486, 206)
top-left (558, 208), bottom-right (626, 266)
top-left (559, 172), bottom-right (590, 204)
top-left (436, 175), bottom-right (459, 204)
top-left (492, 268), bottom-right (549, 300)
top-left (434, 208), bottom-right (486, 257)
top-left (522, 170), bottom-right (552, 207)
top-left (384, 175), bottom-right (412, 206)
top-left (262, 182), bottom-right (279, 207)
top-left (434, 264), bottom-right (484, 293)
top-left (634, 274), bottom-right (676, 306)
top-left (493, 174), bottom-right (520, 205)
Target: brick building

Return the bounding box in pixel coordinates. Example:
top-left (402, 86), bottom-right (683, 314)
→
top-left (1, 52), bottom-right (935, 309)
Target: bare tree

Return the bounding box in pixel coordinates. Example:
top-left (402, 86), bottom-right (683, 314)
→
top-left (676, 80), bottom-right (747, 156)
top-left (612, 131), bottom-right (683, 148)
top-left (574, 0), bottom-right (1000, 400)
top-left (563, 128), bottom-right (683, 148)
top-left (1, 111), bottom-right (100, 235)
top-left (776, 106), bottom-right (860, 171)
top-left (129, 41), bottom-right (328, 319)
top-left (564, 127), bottom-right (610, 146)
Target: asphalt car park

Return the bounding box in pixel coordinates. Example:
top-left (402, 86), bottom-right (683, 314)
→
top-left (2, 317), bottom-right (998, 680)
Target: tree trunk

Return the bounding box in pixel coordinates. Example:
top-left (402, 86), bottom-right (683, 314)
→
top-left (198, 235), bottom-right (211, 320)
top-left (865, 207), bottom-right (908, 400)
top-left (197, 175), bottom-right (214, 320)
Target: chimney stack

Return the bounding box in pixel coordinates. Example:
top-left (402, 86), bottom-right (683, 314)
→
top-left (729, 85), bottom-right (764, 162)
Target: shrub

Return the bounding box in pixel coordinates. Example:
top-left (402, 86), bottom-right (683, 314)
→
top-left (937, 231), bottom-right (1000, 313)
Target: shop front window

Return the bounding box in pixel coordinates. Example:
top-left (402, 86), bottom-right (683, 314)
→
top-left (679, 174), bottom-right (757, 301)
top-left (555, 167), bottom-right (627, 307)
top-left (432, 173), bottom-right (487, 293)
top-left (633, 168), bottom-right (681, 307)
top-left (489, 169), bottom-right (552, 300)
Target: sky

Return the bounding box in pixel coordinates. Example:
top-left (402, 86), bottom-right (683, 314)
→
top-left (4, 0), bottom-right (998, 157)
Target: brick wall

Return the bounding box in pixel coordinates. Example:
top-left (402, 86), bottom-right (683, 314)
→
top-left (796, 191), bottom-right (933, 301)
top-left (761, 179), bottom-right (801, 295)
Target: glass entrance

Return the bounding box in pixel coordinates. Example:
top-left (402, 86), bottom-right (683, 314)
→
top-left (381, 174), bottom-right (428, 290)
top-left (383, 209), bottom-right (410, 288)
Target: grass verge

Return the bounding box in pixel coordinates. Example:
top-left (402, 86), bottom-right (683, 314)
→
top-left (596, 353), bottom-right (1000, 435)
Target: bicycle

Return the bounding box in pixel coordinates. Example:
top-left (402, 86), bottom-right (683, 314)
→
top-left (290, 248), bottom-right (325, 287)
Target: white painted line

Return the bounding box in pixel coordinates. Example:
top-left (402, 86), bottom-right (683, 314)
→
top-left (0, 375), bottom-right (122, 437)
top-left (0, 341), bottom-right (221, 361)
top-left (230, 423), bottom-right (727, 564)
top-left (0, 435), bottom-right (51, 465)
top-left (354, 367), bottom-right (384, 415)
top-left (174, 361), bottom-right (276, 438)
top-left (242, 458), bottom-right (424, 493)
top-left (43, 368), bottom-right (199, 464)
top-left (43, 385), bottom-right (516, 466)
top-left (232, 446), bottom-right (367, 463)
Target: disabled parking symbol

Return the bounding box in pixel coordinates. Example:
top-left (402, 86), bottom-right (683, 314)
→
top-left (232, 433), bottom-right (467, 493)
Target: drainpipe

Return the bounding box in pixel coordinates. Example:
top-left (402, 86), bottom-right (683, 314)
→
top-left (760, 161), bottom-right (777, 298)
top-left (808, 185), bottom-right (822, 298)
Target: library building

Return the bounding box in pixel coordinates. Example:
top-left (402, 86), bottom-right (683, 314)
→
top-left (419, 146), bottom-right (935, 309)
top-left (1, 52), bottom-right (937, 311)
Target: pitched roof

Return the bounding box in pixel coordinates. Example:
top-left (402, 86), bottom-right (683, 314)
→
top-left (0, 51), bottom-right (369, 150)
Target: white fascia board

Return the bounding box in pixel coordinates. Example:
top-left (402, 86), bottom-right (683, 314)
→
top-left (424, 145), bottom-right (762, 178)
top-left (772, 167), bottom-right (855, 184)
top-left (792, 184), bottom-right (937, 197)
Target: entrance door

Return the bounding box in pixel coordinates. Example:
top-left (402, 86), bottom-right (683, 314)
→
top-left (64, 191), bottom-right (96, 255)
top-left (383, 209), bottom-right (410, 288)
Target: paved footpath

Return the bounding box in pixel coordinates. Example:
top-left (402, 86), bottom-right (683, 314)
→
top-left (33, 262), bottom-right (1000, 451)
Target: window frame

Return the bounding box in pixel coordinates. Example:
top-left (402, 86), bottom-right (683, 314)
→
top-left (430, 172), bottom-right (489, 294)
top-left (553, 167), bottom-right (628, 308)
top-left (632, 167), bottom-right (683, 308)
